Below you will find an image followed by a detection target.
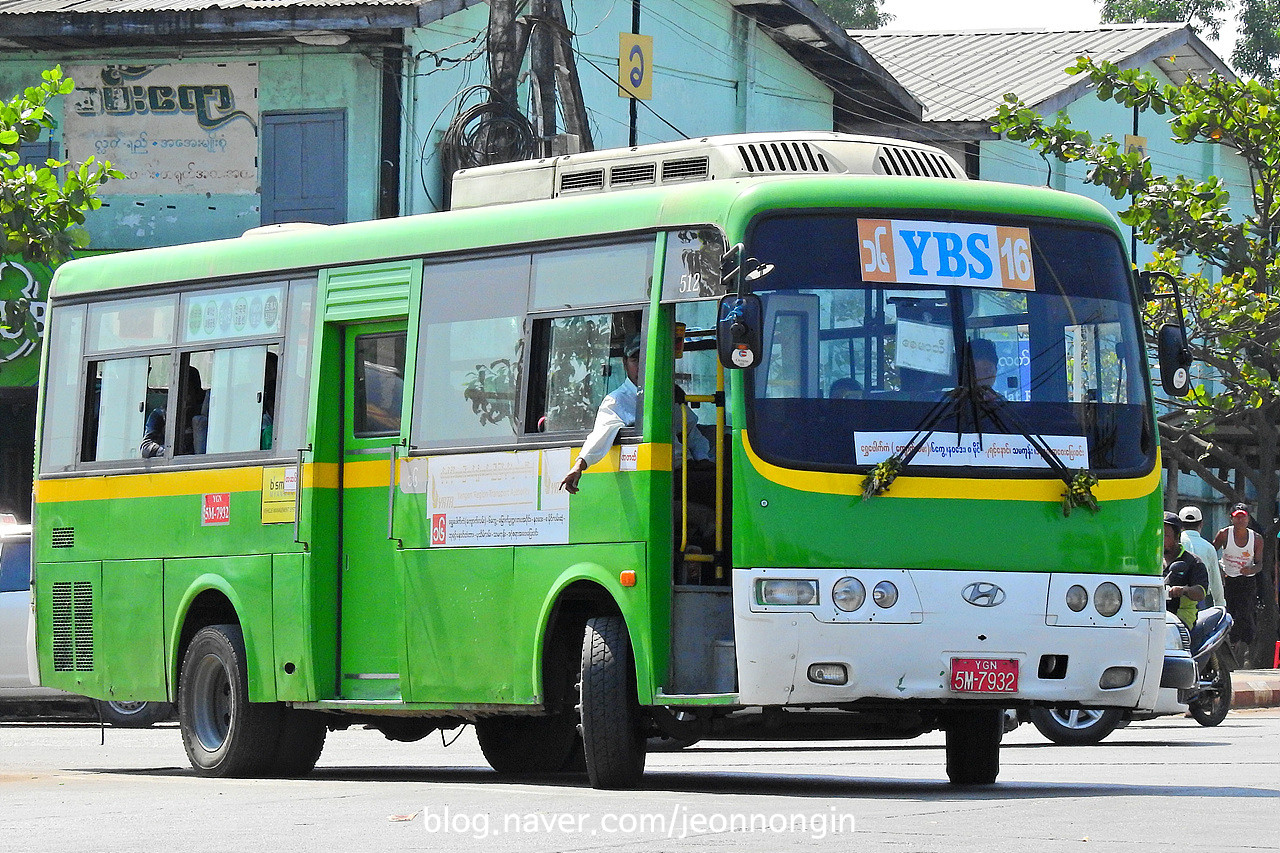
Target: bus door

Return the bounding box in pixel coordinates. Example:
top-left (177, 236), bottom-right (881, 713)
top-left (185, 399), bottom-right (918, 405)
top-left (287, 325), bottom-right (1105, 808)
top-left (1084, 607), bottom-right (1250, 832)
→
top-left (338, 323), bottom-right (408, 700)
top-left (669, 303), bottom-right (734, 695)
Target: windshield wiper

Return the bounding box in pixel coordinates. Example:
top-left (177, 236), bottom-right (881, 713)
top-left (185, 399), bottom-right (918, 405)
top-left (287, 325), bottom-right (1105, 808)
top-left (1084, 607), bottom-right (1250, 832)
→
top-left (863, 344), bottom-right (1090, 503)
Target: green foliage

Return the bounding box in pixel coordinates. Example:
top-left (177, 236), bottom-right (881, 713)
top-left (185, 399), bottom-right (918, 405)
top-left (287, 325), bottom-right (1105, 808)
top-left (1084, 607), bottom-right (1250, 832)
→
top-left (1232, 0), bottom-right (1280, 82)
top-left (815, 0), bottom-right (894, 29)
top-left (1098, 0), bottom-right (1227, 39)
top-left (1, 66), bottom-right (124, 265)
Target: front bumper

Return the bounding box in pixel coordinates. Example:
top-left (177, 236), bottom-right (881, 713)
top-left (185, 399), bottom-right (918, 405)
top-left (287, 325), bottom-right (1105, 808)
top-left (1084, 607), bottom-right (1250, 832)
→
top-left (734, 568), bottom-right (1165, 710)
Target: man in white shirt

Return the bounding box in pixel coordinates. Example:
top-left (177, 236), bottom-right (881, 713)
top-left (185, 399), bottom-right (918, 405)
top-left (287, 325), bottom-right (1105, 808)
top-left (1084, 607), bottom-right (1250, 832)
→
top-left (559, 337), bottom-right (642, 494)
top-left (558, 334), bottom-right (712, 494)
top-left (1179, 505), bottom-right (1223, 608)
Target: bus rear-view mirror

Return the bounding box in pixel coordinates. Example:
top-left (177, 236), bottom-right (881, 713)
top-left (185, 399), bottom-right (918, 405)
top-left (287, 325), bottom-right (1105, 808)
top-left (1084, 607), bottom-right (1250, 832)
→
top-left (717, 294), bottom-right (763, 370)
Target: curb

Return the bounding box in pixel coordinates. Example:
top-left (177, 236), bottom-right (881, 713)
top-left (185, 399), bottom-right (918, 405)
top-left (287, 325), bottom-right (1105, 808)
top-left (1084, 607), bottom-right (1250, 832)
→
top-left (1231, 669), bottom-right (1280, 709)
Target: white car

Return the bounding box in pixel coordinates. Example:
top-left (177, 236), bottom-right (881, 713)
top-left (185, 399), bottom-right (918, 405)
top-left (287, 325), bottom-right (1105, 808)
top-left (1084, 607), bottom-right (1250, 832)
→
top-left (1, 517), bottom-right (170, 727)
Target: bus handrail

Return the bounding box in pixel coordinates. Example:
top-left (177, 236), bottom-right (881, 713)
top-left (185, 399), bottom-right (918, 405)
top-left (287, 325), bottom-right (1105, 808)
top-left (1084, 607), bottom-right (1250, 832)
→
top-left (294, 445), bottom-right (310, 550)
top-left (387, 442), bottom-right (401, 545)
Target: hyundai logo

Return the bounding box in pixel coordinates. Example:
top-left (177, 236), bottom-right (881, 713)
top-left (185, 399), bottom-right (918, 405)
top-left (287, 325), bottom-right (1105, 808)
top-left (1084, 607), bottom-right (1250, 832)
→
top-left (962, 582), bottom-right (1006, 607)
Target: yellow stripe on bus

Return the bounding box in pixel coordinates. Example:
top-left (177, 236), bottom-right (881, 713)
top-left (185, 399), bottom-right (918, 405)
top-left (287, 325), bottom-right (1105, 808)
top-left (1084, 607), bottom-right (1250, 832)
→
top-left (35, 463), bottom-right (340, 503)
top-left (741, 430), bottom-right (1161, 502)
top-left (32, 443), bottom-right (679, 504)
top-left (582, 443), bottom-right (671, 473)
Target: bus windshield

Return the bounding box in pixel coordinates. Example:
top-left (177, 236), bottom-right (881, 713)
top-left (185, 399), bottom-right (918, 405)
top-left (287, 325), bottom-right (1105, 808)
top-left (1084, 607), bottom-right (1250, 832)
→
top-left (744, 213), bottom-right (1154, 476)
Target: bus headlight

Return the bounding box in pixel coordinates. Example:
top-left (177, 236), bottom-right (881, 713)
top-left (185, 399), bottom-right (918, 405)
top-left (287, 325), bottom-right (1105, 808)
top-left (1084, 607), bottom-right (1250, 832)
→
top-left (829, 573), bottom-right (870, 607)
top-left (1065, 584), bottom-right (1088, 612)
top-left (1094, 582), bottom-right (1122, 617)
top-left (872, 581), bottom-right (898, 608)
top-left (757, 579), bottom-right (819, 606)
top-left (832, 577), bottom-right (865, 612)
top-left (1131, 585), bottom-right (1163, 612)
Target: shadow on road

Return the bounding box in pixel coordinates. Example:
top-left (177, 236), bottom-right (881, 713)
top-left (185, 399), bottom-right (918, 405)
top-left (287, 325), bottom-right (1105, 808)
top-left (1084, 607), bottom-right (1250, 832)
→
top-left (82, 761), bottom-right (1280, 802)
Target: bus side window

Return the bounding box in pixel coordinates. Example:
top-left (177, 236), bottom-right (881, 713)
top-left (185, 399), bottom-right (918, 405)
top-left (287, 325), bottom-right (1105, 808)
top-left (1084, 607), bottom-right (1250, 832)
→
top-left (412, 255), bottom-right (527, 448)
top-left (82, 353), bottom-right (170, 462)
top-left (179, 344), bottom-right (280, 455)
top-left (353, 334), bottom-right (405, 437)
top-left (40, 304), bottom-right (85, 473)
top-left (526, 310), bottom-right (642, 434)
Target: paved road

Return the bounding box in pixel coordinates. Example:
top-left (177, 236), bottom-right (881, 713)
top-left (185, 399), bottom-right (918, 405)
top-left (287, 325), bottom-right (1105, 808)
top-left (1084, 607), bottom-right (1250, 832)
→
top-left (2, 709), bottom-right (1278, 852)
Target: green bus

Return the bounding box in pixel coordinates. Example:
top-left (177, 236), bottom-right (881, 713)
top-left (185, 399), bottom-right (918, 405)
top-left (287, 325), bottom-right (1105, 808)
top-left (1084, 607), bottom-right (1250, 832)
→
top-left (32, 132), bottom-right (1171, 787)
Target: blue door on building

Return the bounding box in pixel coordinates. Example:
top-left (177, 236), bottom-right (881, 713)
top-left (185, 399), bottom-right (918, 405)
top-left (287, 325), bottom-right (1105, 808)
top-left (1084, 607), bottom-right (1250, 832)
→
top-left (261, 110), bottom-right (347, 226)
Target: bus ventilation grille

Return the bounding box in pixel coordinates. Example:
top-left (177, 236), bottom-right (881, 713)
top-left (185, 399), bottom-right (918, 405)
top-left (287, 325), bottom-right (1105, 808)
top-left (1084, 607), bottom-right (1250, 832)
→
top-left (876, 145), bottom-right (962, 179)
top-left (51, 580), bottom-right (94, 673)
top-left (559, 169), bottom-right (606, 193)
top-left (51, 527), bottom-right (75, 549)
top-left (610, 163), bottom-right (657, 187)
top-left (736, 142), bottom-right (829, 174)
top-left (662, 157), bottom-right (710, 182)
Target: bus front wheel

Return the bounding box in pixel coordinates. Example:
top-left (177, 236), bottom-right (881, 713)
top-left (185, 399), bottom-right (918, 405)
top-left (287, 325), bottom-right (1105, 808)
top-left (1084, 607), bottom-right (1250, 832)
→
top-left (579, 615), bottom-right (645, 789)
top-left (178, 623), bottom-right (284, 777)
top-left (943, 708), bottom-right (1002, 785)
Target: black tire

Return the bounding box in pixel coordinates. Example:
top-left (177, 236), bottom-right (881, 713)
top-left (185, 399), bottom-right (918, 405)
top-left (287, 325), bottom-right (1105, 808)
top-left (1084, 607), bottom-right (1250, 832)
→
top-left (94, 700), bottom-right (172, 728)
top-left (579, 615), bottom-right (646, 789)
top-left (178, 624), bottom-right (284, 777)
top-left (475, 714), bottom-right (582, 774)
top-left (268, 709), bottom-right (327, 777)
top-left (1028, 707), bottom-right (1126, 745)
top-left (944, 709), bottom-right (1002, 785)
top-left (1189, 652), bottom-right (1232, 727)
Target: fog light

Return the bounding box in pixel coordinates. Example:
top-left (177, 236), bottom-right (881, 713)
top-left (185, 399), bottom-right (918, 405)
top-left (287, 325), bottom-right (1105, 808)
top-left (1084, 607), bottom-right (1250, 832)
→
top-left (807, 663), bottom-right (849, 685)
top-left (757, 579), bottom-right (819, 606)
top-left (1099, 666), bottom-right (1135, 689)
top-left (1095, 582), bottom-right (1122, 617)
top-left (1131, 585), bottom-right (1163, 612)
top-left (832, 577), bottom-right (865, 612)
top-left (872, 581), bottom-right (898, 608)
top-left (1065, 584), bottom-right (1088, 612)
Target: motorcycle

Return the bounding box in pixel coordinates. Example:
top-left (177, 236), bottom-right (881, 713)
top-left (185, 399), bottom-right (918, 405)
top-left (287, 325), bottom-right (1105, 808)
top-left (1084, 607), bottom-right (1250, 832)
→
top-left (1014, 607), bottom-right (1235, 744)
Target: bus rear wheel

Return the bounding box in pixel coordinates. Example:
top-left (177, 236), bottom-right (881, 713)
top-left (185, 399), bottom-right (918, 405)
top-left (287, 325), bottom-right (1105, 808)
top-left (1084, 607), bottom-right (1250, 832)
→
top-left (178, 623), bottom-right (284, 778)
top-left (579, 615), bottom-right (645, 789)
top-left (943, 708), bottom-right (1002, 785)
top-left (475, 714), bottom-right (582, 774)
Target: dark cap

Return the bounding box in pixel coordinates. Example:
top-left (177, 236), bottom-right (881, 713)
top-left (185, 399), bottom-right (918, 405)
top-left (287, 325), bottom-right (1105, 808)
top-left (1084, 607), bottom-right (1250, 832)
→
top-left (1231, 502), bottom-right (1250, 517)
top-left (1163, 511), bottom-right (1182, 529)
top-left (623, 334), bottom-right (641, 358)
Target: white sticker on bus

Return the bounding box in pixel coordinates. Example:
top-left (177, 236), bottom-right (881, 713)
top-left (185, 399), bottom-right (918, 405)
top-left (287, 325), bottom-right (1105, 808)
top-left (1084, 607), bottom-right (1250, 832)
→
top-left (895, 320), bottom-right (953, 376)
top-left (858, 219), bottom-right (1036, 291)
top-left (854, 431), bottom-right (1088, 469)
top-left (425, 448), bottom-right (571, 547)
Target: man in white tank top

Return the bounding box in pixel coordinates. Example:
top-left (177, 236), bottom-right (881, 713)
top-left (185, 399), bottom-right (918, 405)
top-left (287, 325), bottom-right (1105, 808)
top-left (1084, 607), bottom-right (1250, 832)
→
top-left (1213, 502), bottom-right (1259, 654)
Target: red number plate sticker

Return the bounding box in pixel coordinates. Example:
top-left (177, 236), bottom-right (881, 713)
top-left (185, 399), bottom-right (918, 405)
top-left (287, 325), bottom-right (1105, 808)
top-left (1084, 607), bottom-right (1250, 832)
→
top-left (950, 658), bottom-right (1019, 693)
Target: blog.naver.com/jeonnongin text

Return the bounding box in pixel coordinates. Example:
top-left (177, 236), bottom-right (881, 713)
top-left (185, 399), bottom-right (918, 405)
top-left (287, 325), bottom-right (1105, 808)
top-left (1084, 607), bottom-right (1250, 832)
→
top-left (417, 805), bottom-right (856, 841)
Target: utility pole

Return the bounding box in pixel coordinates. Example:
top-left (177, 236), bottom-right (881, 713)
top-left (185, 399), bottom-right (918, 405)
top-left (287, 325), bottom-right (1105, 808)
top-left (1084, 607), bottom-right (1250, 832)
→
top-left (487, 0), bottom-right (521, 109)
top-left (629, 0), bottom-right (640, 147)
top-left (484, 0), bottom-right (593, 157)
top-left (530, 0), bottom-right (557, 155)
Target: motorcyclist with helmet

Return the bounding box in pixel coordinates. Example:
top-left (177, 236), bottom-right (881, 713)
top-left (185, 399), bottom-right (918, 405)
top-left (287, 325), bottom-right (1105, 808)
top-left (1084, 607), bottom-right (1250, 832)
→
top-left (1163, 511), bottom-right (1208, 629)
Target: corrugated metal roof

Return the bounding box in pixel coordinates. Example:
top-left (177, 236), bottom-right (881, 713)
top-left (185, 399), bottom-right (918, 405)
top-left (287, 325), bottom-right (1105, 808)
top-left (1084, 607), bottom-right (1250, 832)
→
top-left (0, 0), bottom-right (423, 10)
top-left (848, 24), bottom-right (1234, 124)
